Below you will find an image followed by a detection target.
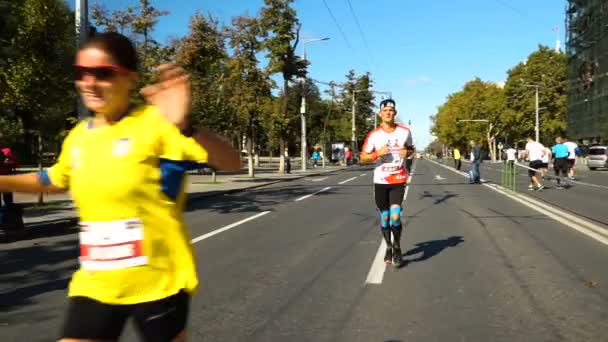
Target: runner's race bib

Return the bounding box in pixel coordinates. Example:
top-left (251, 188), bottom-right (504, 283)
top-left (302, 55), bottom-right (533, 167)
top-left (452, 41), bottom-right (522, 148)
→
top-left (79, 218), bottom-right (147, 271)
top-left (380, 150), bottom-right (404, 174)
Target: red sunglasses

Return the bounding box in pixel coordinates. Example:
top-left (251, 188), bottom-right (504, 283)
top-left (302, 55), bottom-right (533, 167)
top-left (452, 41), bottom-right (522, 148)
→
top-left (74, 64), bottom-right (132, 81)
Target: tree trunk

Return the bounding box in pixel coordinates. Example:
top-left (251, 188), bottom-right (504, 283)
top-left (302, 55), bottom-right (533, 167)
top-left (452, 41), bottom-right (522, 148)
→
top-left (247, 126), bottom-right (254, 177)
top-left (279, 78), bottom-right (291, 174)
top-left (279, 139), bottom-right (285, 174)
top-left (247, 140), bottom-right (254, 177)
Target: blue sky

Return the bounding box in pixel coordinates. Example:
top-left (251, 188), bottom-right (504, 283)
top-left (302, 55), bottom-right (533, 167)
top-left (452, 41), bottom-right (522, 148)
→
top-left (84, 0), bottom-right (565, 148)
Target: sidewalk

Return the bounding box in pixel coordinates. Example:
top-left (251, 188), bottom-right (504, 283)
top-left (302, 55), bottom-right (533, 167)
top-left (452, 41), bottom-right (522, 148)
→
top-left (15, 165), bottom-right (345, 227)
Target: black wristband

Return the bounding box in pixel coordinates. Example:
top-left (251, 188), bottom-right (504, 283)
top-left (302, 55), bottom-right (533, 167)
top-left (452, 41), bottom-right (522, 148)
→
top-left (181, 124), bottom-right (194, 137)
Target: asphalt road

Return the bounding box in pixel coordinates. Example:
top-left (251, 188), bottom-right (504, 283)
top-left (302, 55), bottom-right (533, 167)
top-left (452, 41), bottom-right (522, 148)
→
top-left (456, 159), bottom-right (608, 226)
top-left (1, 159), bottom-right (607, 341)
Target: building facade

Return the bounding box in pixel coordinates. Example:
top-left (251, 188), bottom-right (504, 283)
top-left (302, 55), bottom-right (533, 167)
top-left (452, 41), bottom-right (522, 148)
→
top-left (566, 0), bottom-right (608, 144)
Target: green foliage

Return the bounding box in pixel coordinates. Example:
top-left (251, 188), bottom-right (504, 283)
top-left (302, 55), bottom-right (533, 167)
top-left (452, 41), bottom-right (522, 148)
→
top-left (0, 0), bottom-right (75, 160)
top-left (432, 45), bottom-right (567, 152)
top-left (504, 45), bottom-right (567, 145)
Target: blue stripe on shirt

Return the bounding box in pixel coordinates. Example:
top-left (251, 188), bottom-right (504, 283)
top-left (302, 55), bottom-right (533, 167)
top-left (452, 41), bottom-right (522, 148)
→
top-left (159, 159), bottom-right (207, 200)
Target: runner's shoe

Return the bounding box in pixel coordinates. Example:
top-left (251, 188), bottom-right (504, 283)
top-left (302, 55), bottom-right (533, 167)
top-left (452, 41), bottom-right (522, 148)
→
top-left (384, 247), bottom-right (393, 264)
top-left (536, 184), bottom-right (545, 191)
top-left (392, 247), bottom-right (403, 267)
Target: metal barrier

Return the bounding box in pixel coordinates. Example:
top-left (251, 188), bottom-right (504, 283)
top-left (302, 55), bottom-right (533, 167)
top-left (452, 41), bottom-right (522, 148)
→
top-left (501, 161), bottom-right (517, 191)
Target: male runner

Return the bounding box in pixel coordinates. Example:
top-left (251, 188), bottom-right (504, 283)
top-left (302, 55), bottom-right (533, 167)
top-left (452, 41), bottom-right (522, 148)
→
top-left (524, 137), bottom-right (545, 191)
top-left (552, 137), bottom-right (570, 189)
top-left (360, 99), bottom-right (413, 267)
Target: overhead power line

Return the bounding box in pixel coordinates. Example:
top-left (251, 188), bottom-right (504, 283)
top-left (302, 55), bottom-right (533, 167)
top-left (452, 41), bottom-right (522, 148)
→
top-left (345, 0), bottom-right (375, 68)
top-left (321, 0), bottom-right (352, 49)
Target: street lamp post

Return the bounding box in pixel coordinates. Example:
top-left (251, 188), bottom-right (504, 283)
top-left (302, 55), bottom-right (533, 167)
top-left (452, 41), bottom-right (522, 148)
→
top-left (523, 84), bottom-right (541, 142)
top-left (300, 37), bottom-right (329, 172)
top-left (75, 0), bottom-right (89, 120)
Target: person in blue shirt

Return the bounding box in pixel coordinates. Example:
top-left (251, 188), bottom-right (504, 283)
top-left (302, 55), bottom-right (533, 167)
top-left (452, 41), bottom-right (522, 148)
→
top-left (551, 137), bottom-right (570, 189)
top-left (312, 150), bottom-right (320, 167)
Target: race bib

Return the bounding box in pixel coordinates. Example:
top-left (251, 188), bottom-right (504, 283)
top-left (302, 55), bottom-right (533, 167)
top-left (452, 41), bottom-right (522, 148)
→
top-left (79, 218), bottom-right (147, 271)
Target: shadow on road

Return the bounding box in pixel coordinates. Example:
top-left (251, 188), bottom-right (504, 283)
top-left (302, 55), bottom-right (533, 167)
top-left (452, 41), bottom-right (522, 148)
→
top-left (0, 237), bottom-right (78, 317)
top-left (186, 183), bottom-right (339, 214)
top-left (400, 236), bottom-right (465, 268)
top-left (418, 190), bottom-right (459, 205)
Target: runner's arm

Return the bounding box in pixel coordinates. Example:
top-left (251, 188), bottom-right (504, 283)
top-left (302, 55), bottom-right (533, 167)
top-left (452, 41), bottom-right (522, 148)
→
top-left (0, 173), bottom-right (66, 194)
top-left (191, 127), bottom-right (241, 171)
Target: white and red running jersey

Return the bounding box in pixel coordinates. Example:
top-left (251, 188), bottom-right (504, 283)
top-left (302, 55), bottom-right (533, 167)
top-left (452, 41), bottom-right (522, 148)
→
top-left (362, 125), bottom-right (413, 184)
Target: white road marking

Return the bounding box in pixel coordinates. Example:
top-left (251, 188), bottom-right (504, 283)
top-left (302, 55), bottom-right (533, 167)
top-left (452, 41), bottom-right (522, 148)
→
top-left (428, 159), bottom-right (608, 246)
top-left (191, 211), bottom-right (271, 244)
top-left (295, 186), bottom-right (332, 202)
top-left (311, 177), bottom-right (328, 182)
top-left (435, 174), bottom-right (445, 180)
top-left (339, 177), bottom-right (358, 185)
top-left (366, 173), bottom-right (414, 285)
top-left (360, 173), bottom-right (367, 176)
top-left (365, 240), bottom-right (388, 284)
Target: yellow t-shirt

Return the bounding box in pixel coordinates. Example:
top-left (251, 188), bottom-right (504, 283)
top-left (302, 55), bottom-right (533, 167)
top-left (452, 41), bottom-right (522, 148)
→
top-left (454, 149), bottom-right (461, 160)
top-left (44, 105), bottom-right (207, 305)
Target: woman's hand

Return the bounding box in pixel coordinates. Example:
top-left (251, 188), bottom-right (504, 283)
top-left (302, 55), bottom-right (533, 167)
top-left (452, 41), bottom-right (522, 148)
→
top-left (140, 64), bottom-right (192, 129)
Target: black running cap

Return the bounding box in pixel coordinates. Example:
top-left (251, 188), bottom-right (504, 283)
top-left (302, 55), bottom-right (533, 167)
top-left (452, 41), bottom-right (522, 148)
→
top-left (380, 99), bottom-right (396, 109)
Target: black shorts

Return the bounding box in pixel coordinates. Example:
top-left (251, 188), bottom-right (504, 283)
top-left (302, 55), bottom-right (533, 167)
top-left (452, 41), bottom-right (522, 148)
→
top-left (61, 290), bottom-right (190, 341)
top-left (567, 159), bottom-right (575, 168)
top-left (528, 160), bottom-right (543, 177)
top-left (554, 158), bottom-right (568, 175)
top-left (374, 183), bottom-right (405, 211)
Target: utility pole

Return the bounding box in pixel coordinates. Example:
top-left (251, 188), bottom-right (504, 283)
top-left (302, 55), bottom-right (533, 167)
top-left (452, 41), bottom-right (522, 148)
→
top-left (351, 90), bottom-right (356, 154)
top-left (75, 0), bottom-right (89, 120)
top-left (300, 37), bottom-right (330, 171)
top-left (535, 86), bottom-right (539, 142)
top-left (523, 84), bottom-right (541, 142)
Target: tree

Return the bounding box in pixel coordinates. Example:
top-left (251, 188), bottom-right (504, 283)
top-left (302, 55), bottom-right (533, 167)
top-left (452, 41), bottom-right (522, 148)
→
top-left (225, 15), bottom-right (271, 177)
top-left (431, 78), bottom-right (507, 160)
top-left (504, 45), bottom-right (567, 145)
top-left (259, 0), bottom-right (307, 173)
top-left (91, 1), bottom-right (170, 100)
top-left (175, 13), bottom-right (234, 141)
top-left (0, 0), bottom-right (75, 161)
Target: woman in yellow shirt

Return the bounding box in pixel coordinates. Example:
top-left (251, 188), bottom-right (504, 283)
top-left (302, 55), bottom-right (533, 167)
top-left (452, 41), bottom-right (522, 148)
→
top-left (0, 32), bottom-right (241, 342)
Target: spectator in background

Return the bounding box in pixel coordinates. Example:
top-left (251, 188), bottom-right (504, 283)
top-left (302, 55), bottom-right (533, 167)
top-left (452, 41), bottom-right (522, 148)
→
top-left (505, 145), bottom-right (517, 167)
top-left (345, 148), bottom-right (352, 166)
top-left (284, 147), bottom-right (291, 173)
top-left (453, 147), bottom-right (462, 170)
top-left (469, 140), bottom-right (482, 184)
top-left (312, 149), bottom-right (320, 167)
top-left (0, 134), bottom-right (17, 207)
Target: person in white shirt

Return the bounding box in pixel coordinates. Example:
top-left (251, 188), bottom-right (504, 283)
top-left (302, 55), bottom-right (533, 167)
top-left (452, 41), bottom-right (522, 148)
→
top-left (563, 138), bottom-right (578, 179)
top-left (505, 146), bottom-right (517, 164)
top-left (540, 147), bottom-right (552, 179)
top-left (524, 137), bottom-right (545, 191)
top-left (360, 99), bottom-right (413, 267)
